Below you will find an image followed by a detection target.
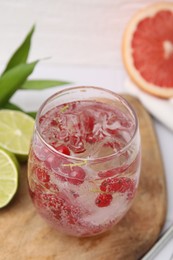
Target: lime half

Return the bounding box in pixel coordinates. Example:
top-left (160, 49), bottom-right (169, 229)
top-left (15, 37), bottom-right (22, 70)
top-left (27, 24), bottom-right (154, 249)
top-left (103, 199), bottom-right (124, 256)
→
top-left (0, 148), bottom-right (19, 208)
top-left (0, 110), bottom-right (35, 160)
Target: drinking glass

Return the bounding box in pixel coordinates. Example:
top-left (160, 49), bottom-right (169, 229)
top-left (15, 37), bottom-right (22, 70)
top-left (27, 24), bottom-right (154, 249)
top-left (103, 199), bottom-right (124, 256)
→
top-left (28, 86), bottom-right (141, 237)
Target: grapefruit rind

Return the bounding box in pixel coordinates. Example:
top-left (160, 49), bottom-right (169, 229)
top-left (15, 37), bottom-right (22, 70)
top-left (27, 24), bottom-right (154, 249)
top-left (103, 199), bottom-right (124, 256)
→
top-left (122, 2), bottom-right (173, 99)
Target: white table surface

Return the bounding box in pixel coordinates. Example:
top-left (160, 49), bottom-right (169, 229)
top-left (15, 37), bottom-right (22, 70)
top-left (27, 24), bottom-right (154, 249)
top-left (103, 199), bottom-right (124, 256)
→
top-left (1, 0), bottom-right (173, 258)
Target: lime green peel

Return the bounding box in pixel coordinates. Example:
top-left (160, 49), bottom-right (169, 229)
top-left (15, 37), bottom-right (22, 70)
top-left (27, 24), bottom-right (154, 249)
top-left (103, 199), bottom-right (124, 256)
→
top-left (0, 110), bottom-right (35, 161)
top-left (0, 148), bottom-right (19, 208)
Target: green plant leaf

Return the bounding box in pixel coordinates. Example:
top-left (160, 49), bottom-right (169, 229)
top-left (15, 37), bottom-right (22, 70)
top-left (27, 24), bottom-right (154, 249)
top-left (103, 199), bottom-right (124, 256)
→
top-left (27, 111), bottom-right (37, 118)
top-left (0, 61), bottom-right (38, 107)
top-left (21, 79), bottom-right (70, 90)
top-left (1, 102), bottom-right (37, 119)
top-left (2, 102), bottom-right (23, 111)
top-left (2, 25), bottom-right (35, 75)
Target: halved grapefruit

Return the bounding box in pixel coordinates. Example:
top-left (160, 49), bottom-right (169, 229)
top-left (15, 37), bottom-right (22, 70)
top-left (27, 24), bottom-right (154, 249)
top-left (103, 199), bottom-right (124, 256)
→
top-left (122, 2), bottom-right (173, 99)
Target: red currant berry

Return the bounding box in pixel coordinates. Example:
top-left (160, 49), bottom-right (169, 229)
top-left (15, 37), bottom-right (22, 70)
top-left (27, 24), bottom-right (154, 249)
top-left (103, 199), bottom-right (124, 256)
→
top-left (67, 166), bottom-right (86, 185)
top-left (95, 193), bottom-right (113, 207)
top-left (39, 115), bottom-right (46, 124)
top-left (100, 177), bottom-right (135, 194)
top-left (35, 168), bottom-right (50, 182)
top-left (50, 119), bottom-right (58, 126)
top-left (55, 145), bottom-right (70, 155)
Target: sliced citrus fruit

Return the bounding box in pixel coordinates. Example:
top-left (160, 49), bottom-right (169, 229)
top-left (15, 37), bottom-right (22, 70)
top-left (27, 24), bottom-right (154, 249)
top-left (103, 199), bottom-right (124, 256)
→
top-left (0, 110), bottom-right (34, 160)
top-left (0, 148), bottom-right (19, 208)
top-left (122, 2), bottom-right (173, 98)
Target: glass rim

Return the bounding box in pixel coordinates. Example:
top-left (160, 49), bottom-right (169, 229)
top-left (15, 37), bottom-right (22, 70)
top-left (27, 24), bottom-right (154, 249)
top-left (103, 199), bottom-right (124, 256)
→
top-left (35, 86), bottom-right (139, 163)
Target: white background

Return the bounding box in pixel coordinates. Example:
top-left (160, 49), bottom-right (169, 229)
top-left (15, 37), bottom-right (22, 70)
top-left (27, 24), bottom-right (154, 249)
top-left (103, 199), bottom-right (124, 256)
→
top-left (0, 0), bottom-right (172, 259)
top-left (0, 0), bottom-right (168, 68)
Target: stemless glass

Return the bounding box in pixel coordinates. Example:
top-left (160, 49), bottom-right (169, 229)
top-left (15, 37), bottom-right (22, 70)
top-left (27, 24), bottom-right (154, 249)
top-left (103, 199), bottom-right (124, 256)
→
top-left (28, 86), bottom-right (141, 237)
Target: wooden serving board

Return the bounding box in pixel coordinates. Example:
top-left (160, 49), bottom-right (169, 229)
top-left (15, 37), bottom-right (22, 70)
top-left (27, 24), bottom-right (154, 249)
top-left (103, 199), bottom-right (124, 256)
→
top-left (0, 95), bottom-right (167, 260)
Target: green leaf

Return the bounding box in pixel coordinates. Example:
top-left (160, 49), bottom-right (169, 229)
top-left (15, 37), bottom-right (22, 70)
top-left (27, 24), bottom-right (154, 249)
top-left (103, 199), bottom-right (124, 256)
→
top-left (2, 25), bottom-right (35, 75)
top-left (1, 102), bottom-right (37, 119)
top-left (21, 79), bottom-right (70, 90)
top-left (0, 61), bottom-right (38, 107)
top-left (27, 111), bottom-right (37, 119)
top-left (1, 102), bottom-right (23, 111)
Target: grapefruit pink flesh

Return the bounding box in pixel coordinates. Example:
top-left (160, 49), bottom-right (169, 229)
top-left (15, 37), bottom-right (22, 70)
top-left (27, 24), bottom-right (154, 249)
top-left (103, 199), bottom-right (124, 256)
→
top-left (132, 10), bottom-right (173, 88)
